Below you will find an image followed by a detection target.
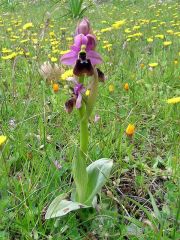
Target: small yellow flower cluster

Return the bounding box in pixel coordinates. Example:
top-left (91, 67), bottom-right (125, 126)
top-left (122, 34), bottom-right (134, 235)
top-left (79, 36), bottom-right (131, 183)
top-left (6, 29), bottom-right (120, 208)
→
top-left (61, 69), bottom-right (73, 80)
top-left (111, 20), bottom-right (126, 30)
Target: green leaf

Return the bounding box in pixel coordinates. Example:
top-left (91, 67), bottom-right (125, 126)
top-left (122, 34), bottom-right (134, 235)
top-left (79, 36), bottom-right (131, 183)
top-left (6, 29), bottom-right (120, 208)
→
top-left (45, 194), bottom-right (89, 219)
top-left (85, 158), bottom-right (113, 204)
top-left (148, 190), bottom-right (161, 221)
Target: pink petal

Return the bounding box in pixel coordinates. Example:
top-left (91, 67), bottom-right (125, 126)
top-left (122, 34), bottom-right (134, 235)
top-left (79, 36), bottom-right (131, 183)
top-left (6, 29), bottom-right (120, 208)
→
top-left (76, 93), bottom-right (82, 109)
top-left (87, 34), bottom-right (97, 50)
top-left (60, 50), bottom-right (78, 65)
top-left (86, 50), bottom-right (103, 65)
top-left (74, 34), bottom-right (88, 49)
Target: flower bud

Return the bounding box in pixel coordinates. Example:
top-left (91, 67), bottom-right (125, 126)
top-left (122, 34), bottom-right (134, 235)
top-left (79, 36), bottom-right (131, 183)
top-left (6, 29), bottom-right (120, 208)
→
top-left (126, 124), bottom-right (135, 137)
top-left (39, 61), bottom-right (62, 83)
top-left (76, 18), bottom-right (90, 35)
top-left (65, 97), bottom-right (76, 113)
top-left (53, 83), bottom-right (59, 93)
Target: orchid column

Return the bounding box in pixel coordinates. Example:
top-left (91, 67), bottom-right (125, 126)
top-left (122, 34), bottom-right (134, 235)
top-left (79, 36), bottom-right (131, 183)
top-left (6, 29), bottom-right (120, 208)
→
top-left (45, 19), bottom-right (113, 219)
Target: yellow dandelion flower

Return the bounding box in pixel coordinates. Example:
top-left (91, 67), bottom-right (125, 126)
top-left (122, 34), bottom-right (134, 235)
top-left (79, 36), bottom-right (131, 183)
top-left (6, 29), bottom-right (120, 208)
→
top-left (1, 48), bottom-right (12, 53)
top-left (125, 28), bottom-right (131, 33)
top-left (111, 20), bottom-right (126, 29)
top-left (32, 38), bottom-right (38, 44)
top-left (133, 25), bottom-right (140, 30)
top-left (52, 49), bottom-right (59, 54)
top-left (85, 90), bottom-right (90, 96)
top-left (0, 136), bottom-right (7, 146)
top-left (1, 52), bottom-right (17, 60)
top-left (147, 38), bottom-right (154, 42)
top-left (166, 97), bottom-right (180, 104)
top-left (23, 22), bottom-right (33, 30)
top-left (66, 37), bottom-right (73, 41)
top-left (109, 84), bottom-right (114, 92)
top-left (100, 27), bottom-right (112, 33)
top-left (20, 39), bottom-right (29, 43)
top-left (102, 44), bottom-right (112, 51)
top-left (51, 57), bottom-right (57, 62)
top-left (155, 34), bottom-right (164, 39)
top-left (149, 63), bottom-right (158, 68)
top-left (163, 41), bottom-right (172, 46)
top-left (49, 31), bottom-right (55, 37)
top-left (166, 30), bottom-right (174, 34)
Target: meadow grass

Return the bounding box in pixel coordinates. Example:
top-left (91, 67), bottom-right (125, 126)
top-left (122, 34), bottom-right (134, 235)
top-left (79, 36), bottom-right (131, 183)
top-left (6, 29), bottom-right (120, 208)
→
top-left (0, 0), bottom-right (179, 239)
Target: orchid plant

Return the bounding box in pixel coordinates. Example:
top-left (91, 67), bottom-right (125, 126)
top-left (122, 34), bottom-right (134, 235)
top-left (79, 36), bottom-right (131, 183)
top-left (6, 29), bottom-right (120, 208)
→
top-left (45, 18), bottom-right (113, 219)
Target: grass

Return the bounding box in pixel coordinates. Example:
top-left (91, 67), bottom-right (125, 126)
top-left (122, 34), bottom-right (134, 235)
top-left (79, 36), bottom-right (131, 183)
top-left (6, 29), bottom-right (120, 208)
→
top-left (0, 0), bottom-right (180, 239)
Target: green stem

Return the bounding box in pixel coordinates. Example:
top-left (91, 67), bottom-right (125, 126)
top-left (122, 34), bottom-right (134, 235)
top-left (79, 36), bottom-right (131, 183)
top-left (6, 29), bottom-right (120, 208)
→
top-left (72, 76), bottom-right (88, 203)
top-left (79, 103), bottom-right (88, 157)
top-left (72, 71), bottom-right (98, 203)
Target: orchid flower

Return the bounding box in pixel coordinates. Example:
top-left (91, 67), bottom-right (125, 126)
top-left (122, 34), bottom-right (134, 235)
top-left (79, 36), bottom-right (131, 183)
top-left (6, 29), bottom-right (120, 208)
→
top-left (61, 34), bottom-right (102, 66)
top-left (65, 81), bottom-right (86, 113)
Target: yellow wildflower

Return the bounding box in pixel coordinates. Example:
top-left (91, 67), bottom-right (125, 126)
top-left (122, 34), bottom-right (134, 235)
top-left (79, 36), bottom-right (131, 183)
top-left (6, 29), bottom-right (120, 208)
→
top-left (53, 83), bottom-right (59, 93)
top-left (61, 69), bottom-right (73, 80)
top-left (100, 27), bottom-right (112, 33)
top-left (163, 41), bottom-right (172, 47)
top-left (20, 39), bottom-right (29, 43)
top-left (102, 44), bottom-right (112, 51)
top-left (166, 97), bottom-right (180, 104)
top-left (1, 52), bottom-right (17, 60)
top-left (109, 84), bottom-right (114, 92)
top-left (166, 30), bottom-right (174, 34)
top-left (147, 37), bottom-right (153, 43)
top-left (149, 63), bottom-right (158, 68)
top-left (111, 20), bottom-right (126, 29)
top-left (133, 25), bottom-right (140, 30)
top-left (125, 28), bottom-right (131, 33)
top-left (0, 136), bottom-right (7, 146)
top-left (51, 57), bottom-right (57, 63)
top-left (66, 37), bottom-right (73, 41)
top-left (23, 22), bottom-right (33, 30)
top-left (1, 48), bottom-right (12, 53)
top-left (124, 83), bottom-right (129, 91)
top-left (155, 34), bottom-right (164, 39)
top-left (85, 90), bottom-right (90, 96)
top-left (49, 31), bottom-right (55, 37)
